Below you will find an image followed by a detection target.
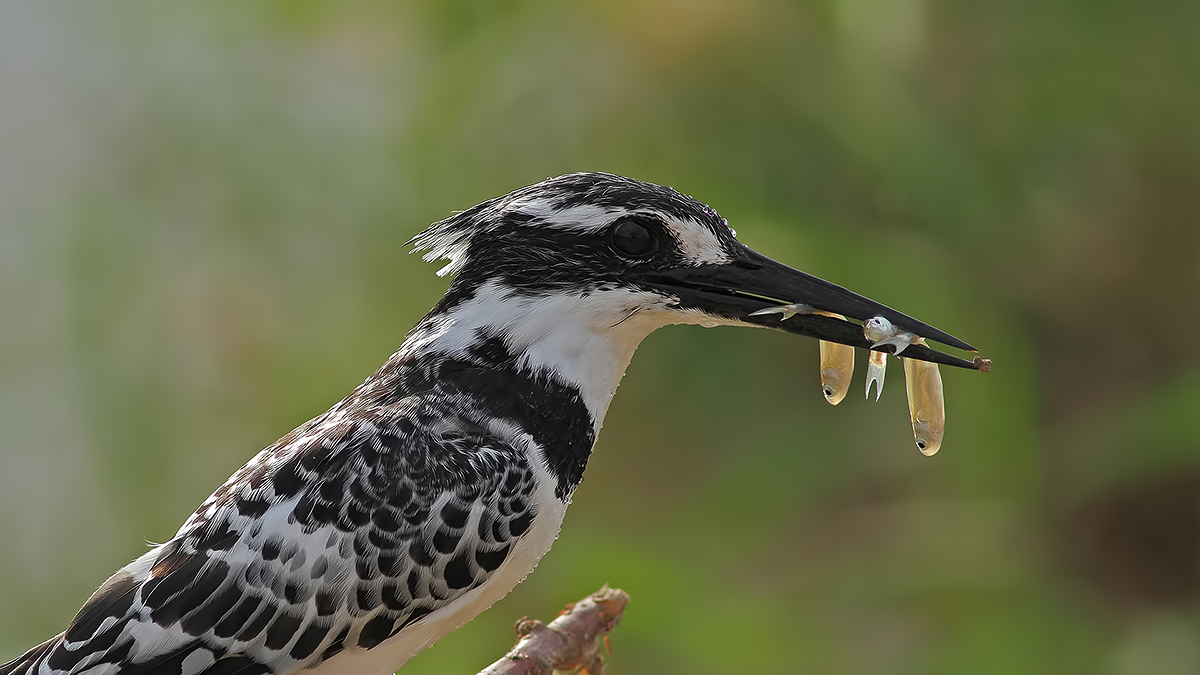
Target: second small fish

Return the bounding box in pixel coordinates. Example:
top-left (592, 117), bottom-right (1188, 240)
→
top-left (863, 315), bottom-right (918, 355)
top-left (815, 312), bottom-right (854, 405)
top-left (865, 349), bottom-right (887, 401)
top-left (903, 338), bottom-right (945, 456)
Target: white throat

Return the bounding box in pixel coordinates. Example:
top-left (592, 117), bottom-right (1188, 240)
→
top-left (400, 281), bottom-right (673, 431)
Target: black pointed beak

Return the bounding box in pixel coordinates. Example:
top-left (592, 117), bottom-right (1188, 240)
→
top-left (638, 245), bottom-right (987, 371)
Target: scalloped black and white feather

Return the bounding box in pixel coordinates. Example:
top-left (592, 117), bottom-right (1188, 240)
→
top-left (1, 172), bottom-right (743, 675)
top-left (1, 341), bottom-right (563, 675)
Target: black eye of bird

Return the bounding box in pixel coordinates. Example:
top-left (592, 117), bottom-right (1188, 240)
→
top-left (610, 217), bottom-right (658, 258)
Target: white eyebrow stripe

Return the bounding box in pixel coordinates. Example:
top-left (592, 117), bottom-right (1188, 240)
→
top-left (508, 200), bottom-right (617, 233)
top-left (667, 217), bottom-right (732, 264)
top-left (507, 202), bottom-right (732, 265)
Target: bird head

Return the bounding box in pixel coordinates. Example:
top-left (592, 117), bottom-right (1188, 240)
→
top-left (409, 172), bottom-right (975, 367)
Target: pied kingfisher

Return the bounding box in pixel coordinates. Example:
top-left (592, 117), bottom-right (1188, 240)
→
top-left (1, 173), bottom-right (976, 675)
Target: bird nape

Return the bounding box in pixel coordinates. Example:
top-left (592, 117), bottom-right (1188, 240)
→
top-left (0, 172), bottom-right (983, 675)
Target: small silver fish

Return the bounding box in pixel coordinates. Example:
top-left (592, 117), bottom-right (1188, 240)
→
top-left (749, 302), bottom-right (814, 320)
top-left (814, 312), bottom-right (853, 405)
top-left (863, 315), bottom-right (894, 343)
top-left (903, 338), bottom-right (945, 455)
top-left (862, 315), bottom-right (918, 355)
top-left (865, 349), bottom-right (887, 401)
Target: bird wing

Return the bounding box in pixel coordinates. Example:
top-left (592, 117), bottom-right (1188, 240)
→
top-left (3, 398), bottom-right (540, 675)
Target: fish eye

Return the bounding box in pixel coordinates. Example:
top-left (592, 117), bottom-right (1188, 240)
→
top-left (610, 217), bottom-right (659, 258)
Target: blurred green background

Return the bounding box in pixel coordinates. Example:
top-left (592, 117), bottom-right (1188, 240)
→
top-left (1, 1), bottom-right (1198, 673)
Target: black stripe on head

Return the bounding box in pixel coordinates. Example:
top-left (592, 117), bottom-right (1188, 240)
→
top-left (425, 216), bottom-right (734, 319)
top-left (541, 173), bottom-right (728, 235)
top-left (409, 172), bottom-right (736, 294)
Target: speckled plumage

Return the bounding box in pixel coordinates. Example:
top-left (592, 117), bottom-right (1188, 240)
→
top-left (2, 171), bottom-right (978, 674)
top-left (2, 173), bottom-right (748, 675)
top-left (4, 340), bottom-right (561, 675)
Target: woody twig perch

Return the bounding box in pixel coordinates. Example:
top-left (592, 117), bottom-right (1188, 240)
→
top-left (477, 586), bottom-right (630, 675)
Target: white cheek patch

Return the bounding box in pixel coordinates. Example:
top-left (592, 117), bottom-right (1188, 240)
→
top-left (667, 217), bottom-right (733, 265)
